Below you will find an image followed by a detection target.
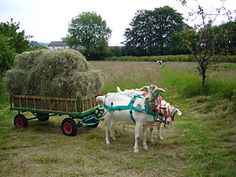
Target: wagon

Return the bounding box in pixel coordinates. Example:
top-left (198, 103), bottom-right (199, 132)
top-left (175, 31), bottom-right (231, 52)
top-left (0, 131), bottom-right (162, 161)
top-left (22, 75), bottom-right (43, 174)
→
top-left (10, 94), bottom-right (104, 136)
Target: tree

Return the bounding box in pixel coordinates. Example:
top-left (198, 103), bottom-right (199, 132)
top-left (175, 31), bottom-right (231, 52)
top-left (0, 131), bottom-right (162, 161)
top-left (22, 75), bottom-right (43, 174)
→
top-left (29, 41), bottom-right (47, 51)
top-left (0, 35), bottom-right (15, 75)
top-left (123, 6), bottom-right (185, 56)
top-left (178, 0), bottom-right (235, 88)
top-left (0, 19), bottom-right (30, 74)
top-left (0, 18), bottom-right (30, 53)
top-left (214, 21), bottom-right (236, 55)
top-left (108, 46), bottom-right (124, 57)
top-left (168, 28), bottom-right (191, 54)
top-left (64, 12), bottom-right (112, 60)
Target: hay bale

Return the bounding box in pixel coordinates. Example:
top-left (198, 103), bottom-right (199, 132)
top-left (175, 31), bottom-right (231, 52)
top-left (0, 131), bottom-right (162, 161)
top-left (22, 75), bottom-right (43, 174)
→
top-left (4, 69), bottom-right (29, 95)
top-left (15, 49), bottom-right (49, 70)
top-left (5, 49), bottom-right (102, 98)
top-left (36, 49), bottom-right (89, 74)
top-left (71, 70), bottom-right (103, 97)
top-left (35, 70), bottom-right (102, 98)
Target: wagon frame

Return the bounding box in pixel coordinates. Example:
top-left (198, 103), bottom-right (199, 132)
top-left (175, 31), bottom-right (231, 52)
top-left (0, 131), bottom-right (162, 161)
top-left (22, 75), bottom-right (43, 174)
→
top-left (10, 94), bottom-right (104, 136)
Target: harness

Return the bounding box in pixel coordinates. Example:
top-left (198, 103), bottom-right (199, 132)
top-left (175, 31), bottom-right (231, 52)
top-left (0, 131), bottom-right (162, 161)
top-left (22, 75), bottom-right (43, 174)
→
top-left (103, 94), bottom-right (158, 123)
top-left (155, 96), bottom-right (176, 125)
top-left (103, 93), bottom-right (175, 126)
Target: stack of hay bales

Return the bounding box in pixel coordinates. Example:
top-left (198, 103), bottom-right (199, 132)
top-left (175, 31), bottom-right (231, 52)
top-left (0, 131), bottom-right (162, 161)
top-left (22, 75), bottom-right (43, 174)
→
top-left (4, 49), bottom-right (102, 98)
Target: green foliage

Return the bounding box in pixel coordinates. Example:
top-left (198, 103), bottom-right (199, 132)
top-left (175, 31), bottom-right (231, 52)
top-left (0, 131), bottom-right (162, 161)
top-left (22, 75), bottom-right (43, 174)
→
top-left (64, 11), bottom-right (111, 60)
top-left (0, 19), bottom-right (31, 74)
top-left (0, 76), bottom-right (8, 105)
top-left (0, 19), bottom-right (30, 53)
top-left (108, 54), bottom-right (236, 62)
top-left (108, 46), bottom-right (124, 57)
top-left (214, 21), bottom-right (236, 55)
top-left (29, 41), bottom-right (47, 51)
top-left (168, 30), bottom-right (190, 54)
top-left (0, 35), bottom-right (16, 75)
top-left (123, 6), bottom-right (185, 56)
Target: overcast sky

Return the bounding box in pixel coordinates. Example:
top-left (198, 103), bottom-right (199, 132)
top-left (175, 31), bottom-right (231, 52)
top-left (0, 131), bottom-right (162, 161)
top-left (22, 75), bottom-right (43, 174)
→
top-left (1, 0), bottom-right (235, 46)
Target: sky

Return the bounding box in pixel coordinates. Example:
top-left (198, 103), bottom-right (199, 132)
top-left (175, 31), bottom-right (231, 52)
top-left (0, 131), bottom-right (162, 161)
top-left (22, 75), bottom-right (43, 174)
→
top-left (0, 0), bottom-right (235, 46)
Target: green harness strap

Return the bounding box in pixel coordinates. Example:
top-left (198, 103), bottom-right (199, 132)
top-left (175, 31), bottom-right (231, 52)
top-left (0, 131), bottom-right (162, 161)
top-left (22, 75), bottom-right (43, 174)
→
top-left (103, 94), bottom-right (158, 123)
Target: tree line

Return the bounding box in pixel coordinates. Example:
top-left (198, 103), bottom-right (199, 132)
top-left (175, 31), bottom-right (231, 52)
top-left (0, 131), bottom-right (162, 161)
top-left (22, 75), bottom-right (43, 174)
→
top-left (63, 5), bottom-right (235, 59)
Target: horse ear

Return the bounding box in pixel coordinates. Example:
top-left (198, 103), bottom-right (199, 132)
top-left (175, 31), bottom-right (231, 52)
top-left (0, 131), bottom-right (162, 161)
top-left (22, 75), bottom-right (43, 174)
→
top-left (149, 85), bottom-right (156, 90)
top-left (176, 108), bottom-right (182, 116)
top-left (158, 87), bottom-right (166, 93)
top-left (117, 87), bottom-right (123, 93)
top-left (139, 85), bottom-right (149, 91)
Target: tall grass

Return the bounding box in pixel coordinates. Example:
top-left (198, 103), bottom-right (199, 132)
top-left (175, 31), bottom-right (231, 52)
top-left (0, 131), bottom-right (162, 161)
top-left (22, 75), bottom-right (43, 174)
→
top-left (159, 63), bottom-right (236, 99)
top-left (90, 61), bottom-right (161, 93)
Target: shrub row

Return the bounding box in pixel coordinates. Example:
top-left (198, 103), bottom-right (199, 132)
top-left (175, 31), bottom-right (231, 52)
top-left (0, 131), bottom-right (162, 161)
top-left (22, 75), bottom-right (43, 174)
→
top-left (108, 55), bottom-right (236, 63)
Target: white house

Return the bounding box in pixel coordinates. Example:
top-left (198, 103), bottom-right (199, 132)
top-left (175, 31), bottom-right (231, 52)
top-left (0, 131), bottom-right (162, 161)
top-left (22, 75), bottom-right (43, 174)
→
top-left (48, 41), bottom-right (69, 50)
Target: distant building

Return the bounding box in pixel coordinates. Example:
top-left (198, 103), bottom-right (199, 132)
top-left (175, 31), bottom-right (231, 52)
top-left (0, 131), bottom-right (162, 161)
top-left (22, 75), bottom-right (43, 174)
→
top-left (48, 41), bottom-right (69, 50)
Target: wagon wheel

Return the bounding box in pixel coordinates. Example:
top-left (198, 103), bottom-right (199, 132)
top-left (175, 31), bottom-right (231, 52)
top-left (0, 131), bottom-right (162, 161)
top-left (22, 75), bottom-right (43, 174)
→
top-left (37, 113), bottom-right (49, 121)
top-left (61, 118), bottom-right (77, 136)
top-left (14, 114), bottom-right (28, 128)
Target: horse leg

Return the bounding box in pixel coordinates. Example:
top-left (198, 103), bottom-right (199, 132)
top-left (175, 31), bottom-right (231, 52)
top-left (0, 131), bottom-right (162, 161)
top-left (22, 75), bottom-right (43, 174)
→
top-left (105, 115), bottom-right (111, 144)
top-left (149, 125), bottom-right (154, 143)
top-left (157, 122), bottom-right (163, 140)
top-left (142, 125), bottom-right (148, 150)
top-left (134, 121), bottom-right (142, 153)
top-left (109, 118), bottom-right (116, 140)
top-left (121, 122), bottom-right (126, 131)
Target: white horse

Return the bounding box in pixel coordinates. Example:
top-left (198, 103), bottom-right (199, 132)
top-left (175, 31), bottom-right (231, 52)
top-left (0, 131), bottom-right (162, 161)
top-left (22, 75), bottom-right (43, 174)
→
top-left (96, 86), bottom-right (167, 153)
top-left (117, 86), bottom-right (182, 142)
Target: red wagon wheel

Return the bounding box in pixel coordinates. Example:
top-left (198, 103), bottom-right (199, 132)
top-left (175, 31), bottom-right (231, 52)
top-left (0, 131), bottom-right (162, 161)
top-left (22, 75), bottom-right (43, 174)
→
top-left (61, 118), bottom-right (77, 136)
top-left (14, 114), bottom-right (28, 128)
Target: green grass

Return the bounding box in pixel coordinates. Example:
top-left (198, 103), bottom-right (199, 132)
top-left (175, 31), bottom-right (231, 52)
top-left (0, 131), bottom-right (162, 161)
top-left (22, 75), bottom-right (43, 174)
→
top-left (158, 63), bottom-right (236, 100)
top-left (0, 61), bottom-right (235, 177)
top-left (175, 112), bottom-right (236, 177)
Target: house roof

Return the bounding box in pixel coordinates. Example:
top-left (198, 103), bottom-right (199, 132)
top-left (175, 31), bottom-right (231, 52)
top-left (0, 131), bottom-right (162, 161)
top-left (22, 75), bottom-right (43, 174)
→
top-left (48, 41), bottom-right (68, 47)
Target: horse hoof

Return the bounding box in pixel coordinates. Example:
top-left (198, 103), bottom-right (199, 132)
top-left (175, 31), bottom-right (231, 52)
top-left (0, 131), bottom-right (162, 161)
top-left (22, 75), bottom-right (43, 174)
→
top-left (143, 146), bottom-right (148, 151)
top-left (106, 141), bottom-right (110, 145)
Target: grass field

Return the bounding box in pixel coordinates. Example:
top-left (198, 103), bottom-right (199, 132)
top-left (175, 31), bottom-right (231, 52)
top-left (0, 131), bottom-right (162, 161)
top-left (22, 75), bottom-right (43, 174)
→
top-left (0, 61), bottom-right (235, 177)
